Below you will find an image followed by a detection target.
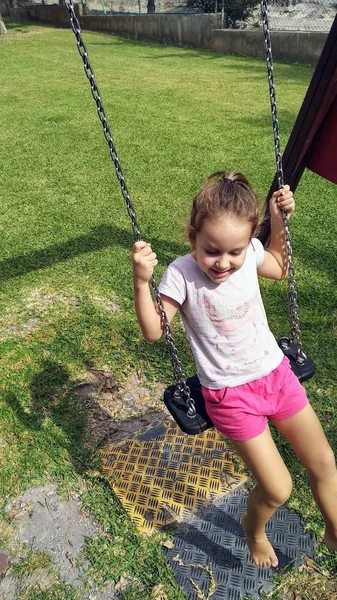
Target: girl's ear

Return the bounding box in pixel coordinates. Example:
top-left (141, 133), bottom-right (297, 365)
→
top-left (187, 226), bottom-right (196, 249)
top-left (188, 233), bottom-right (195, 249)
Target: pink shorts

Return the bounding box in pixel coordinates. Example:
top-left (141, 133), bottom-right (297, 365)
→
top-left (201, 356), bottom-right (309, 441)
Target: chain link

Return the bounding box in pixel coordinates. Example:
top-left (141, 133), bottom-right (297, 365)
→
top-left (65, 1), bottom-right (196, 415)
top-left (260, 0), bottom-right (305, 363)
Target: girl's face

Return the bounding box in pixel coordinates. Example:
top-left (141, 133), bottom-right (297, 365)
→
top-left (190, 215), bottom-right (252, 284)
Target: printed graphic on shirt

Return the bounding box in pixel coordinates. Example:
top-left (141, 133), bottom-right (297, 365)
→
top-left (197, 289), bottom-right (270, 372)
top-left (200, 294), bottom-right (251, 332)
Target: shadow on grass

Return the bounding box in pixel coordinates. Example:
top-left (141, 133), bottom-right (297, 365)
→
top-left (5, 361), bottom-right (95, 474)
top-left (0, 224), bottom-right (189, 282)
top-left (0, 221), bottom-right (335, 285)
top-left (69, 32), bottom-right (313, 85)
top-left (237, 108), bottom-right (302, 136)
top-left (4, 343), bottom-right (172, 476)
top-left (3, 19), bottom-right (47, 30)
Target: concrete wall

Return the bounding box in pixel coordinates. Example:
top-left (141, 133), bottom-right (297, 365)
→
top-left (7, 3), bottom-right (83, 25)
top-left (8, 4), bottom-right (70, 25)
top-left (82, 13), bottom-right (219, 49)
top-left (0, 0), bottom-right (8, 16)
top-left (5, 3), bottom-right (327, 64)
top-left (210, 28), bottom-right (327, 65)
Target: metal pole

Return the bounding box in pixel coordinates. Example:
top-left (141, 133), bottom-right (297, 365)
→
top-left (221, 0), bottom-right (224, 28)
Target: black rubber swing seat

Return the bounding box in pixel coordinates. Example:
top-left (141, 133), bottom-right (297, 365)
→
top-left (164, 374), bottom-right (212, 435)
top-left (277, 337), bottom-right (315, 382)
top-left (163, 338), bottom-right (315, 435)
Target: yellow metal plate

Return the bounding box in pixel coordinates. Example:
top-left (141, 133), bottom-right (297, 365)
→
top-left (100, 417), bottom-right (247, 533)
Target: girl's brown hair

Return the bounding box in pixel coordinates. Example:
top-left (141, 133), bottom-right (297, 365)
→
top-left (188, 171), bottom-right (260, 241)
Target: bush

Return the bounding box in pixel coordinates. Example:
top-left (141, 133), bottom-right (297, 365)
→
top-left (186, 0), bottom-right (259, 28)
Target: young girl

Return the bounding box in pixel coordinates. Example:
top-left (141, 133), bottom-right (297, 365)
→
top-left (131, 171), bottom-right (337, 568)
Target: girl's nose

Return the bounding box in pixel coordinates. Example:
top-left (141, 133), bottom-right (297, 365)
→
top-left (216, 257), bottom-right (230, 270)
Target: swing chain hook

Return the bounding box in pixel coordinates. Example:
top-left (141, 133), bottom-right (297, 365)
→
top-left (260, 0), bottom-right (306, 364)
top-left (65, 1), bottom-right (197, 416)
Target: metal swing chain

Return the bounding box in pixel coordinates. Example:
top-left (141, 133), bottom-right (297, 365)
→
top-left (260, 0), bottom-right (305, 363)
top-left (65, 2), bottom-right (196, 416)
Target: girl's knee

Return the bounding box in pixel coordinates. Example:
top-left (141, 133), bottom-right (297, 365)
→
top-left (307, 446), bottom-right (336, 480)
top-left (260, 473), bottom-right (293, 508)
top-left (268, 483), bottom-right (292, 508)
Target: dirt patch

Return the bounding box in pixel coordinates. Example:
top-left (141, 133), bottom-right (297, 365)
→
top-left (90, 296), bottom-right (121, 312)
top-left (0, 484), bottom-right (117, 600)
top-left (74, 368), bottom-right (166, 449)
top-left (0, 289), bottom-right (81, 339)
top-left (0, 288), bottom-right (120, 340)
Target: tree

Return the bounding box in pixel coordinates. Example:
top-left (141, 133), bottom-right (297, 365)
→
top-left (186, 0), bottom-right (259, 28)
top-left (147, 0), bottom-right (155, 12)
top-left (0, 13), bottom-right (7, 34)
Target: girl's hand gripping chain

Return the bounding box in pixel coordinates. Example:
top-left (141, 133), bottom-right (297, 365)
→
top-left (132, 241), bottom-right (158, 284)
top-left (132, 240), bottom-right (175, 342)
top-left (270, 185), bottom-right (295, 222)
top-left (258, 185), bottom-right (295, 280)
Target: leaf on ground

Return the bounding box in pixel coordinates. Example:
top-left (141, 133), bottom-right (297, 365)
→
top-left (138, 394), bottom-right (151, 404)
top-left (0, 553), bottom-right (10, 576)
top-left (115, 574), bottom-right (129, 591)
top-left (303, 555), bottom-right (324, 574)
top-left (161, 539), bottom-right (174, 549)
top-left (49, 395), bottom-right (61, 406)
top-left (151, 583), bottom-right (169, 599)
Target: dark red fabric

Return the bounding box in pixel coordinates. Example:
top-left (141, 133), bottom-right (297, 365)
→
top-left (306, 96), bottom-right (337, 184)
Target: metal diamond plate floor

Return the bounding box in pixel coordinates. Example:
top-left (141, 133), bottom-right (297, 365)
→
top-left (100, 418), bottom-right (247, 533)
top-left (164, 488), bottom-right (316, 600)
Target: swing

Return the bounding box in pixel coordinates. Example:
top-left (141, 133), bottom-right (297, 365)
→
top-left (65, 0), bottom-right (315, 435)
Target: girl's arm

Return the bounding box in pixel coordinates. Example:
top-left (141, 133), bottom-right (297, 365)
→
top-left (132, 241), bottom-right (179, 342)
top-left (257, 185), bottom-right (295, 281)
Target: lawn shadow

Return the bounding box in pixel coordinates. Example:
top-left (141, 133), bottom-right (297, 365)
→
top-left (0, 224), bottom-right (190, 283)
top-left (4, 361), bottom-right (92, 473)
top-left (1, 220), bottom-right (335, 288)
top-left (3, 19), bottom-right (50, 31)
top-left (68, 33), bottom-right (313, 87)
top-left (238, 108), bottom-right (301, 136)
top-left (5, 358), bottom-right (167, 476)
top-left (5, 362), bottom-right (71, 431)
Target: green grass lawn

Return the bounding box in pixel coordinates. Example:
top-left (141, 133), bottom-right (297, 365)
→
top-left (1, 18), bottom-right (337, 600)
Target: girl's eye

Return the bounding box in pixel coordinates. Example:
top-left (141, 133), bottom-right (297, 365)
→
top-left (205, 249), bottom-right (218, 255)
top-left (231, 251), bottom-right (242, 257)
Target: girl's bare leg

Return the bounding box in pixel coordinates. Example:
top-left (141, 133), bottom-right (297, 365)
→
top-left (272, 404), bottom-right (337, 549)
top-left (231, 427), bottom-right (293, 568)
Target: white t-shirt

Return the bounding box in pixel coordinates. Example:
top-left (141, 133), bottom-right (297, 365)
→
top-left (158, 238), bottom-right (283, 389)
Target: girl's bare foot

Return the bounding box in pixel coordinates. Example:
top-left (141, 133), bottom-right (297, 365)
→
top-left (241, 513), bottom-right (279, 568)
top-left (323, 529), bottom-right (337, 550)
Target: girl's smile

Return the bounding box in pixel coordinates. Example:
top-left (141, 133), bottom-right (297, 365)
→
top-left (211, 266), bottom-right (234, 279)
top-left (190, 215), bottom-right (252, 284)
